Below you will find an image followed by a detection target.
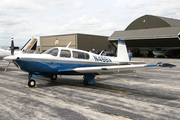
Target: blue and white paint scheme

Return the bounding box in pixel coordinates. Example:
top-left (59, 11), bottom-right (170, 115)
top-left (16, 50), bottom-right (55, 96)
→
top-left (4, 39), bottom-right (176, 87)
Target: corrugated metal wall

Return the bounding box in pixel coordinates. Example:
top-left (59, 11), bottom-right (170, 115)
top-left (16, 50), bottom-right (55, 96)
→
top-left (40, 34), bottom-right (76, 51)
top-left (77, 34), bottom-right (111, 51)
top-left (125, 15), bottom-right (171, 30)
top-left (40, 34), bottom-right (113, 52)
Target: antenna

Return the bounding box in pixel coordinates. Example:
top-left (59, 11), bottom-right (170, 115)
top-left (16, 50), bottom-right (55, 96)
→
top-left (99, 50), bottom-right (104, 56)
top-left (66, 42), bottom-right (71, 48)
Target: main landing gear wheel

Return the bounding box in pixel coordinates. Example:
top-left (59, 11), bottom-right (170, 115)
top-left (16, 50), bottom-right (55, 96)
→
top-left (28, 79), bottom-right (36, 87)
top-left (50, 74), bottom-right (57, 81)
top-left (83, 79), bottom-right (90, 86)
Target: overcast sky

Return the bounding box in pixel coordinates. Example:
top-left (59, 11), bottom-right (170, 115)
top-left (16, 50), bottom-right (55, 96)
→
top-left (0, 0), bottom-right (180, 46)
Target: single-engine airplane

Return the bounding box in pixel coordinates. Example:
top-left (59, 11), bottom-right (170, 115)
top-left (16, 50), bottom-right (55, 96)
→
top-left (0, 37), bottom-right (38, 60)
top-left (2, 37), bottom-right (38, 71)
top-left (4, 39), bottom-right (176, 87)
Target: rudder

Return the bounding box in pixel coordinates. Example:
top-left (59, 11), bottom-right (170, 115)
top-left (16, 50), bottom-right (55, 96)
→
top-left (21, 38), bottom-right (37, 51)
top-left (117, 39), bottom-right (129, 61)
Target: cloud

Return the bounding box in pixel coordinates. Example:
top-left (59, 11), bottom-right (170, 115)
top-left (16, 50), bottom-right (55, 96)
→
top-left (126, 0), bottom-right (145, 9)
top-left (113, 0), bottom-right (145, 9)
top-left (42, 0), bottom-right (84, 10)
top-left (0, 0), bottom-right (180, 46)
top-left (0, 0), bottom-right (84, 14)
top-left (113, 0), bottom-right (123, 6)
top-left (72, 1), bottom-right (84, 9)
top-left (56, 15), bottom-right (100, 33)
top-left (148, 0), bottom-right (180, 18)
top-left (51, 15), bottom-right (120, 36)
top-left (0, 0), bottom-right (47, 13)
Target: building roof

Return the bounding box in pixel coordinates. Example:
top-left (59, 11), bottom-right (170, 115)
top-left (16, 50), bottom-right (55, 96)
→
top-left (109, 27), bottom-right (180, 41)
top-left (158, 16), bottom-right (180, 27)
top-left (109, 15), bottom-right (180, 41)
top-left (40, 33), bottom-right (108, 38)
top-left (125, 15), bottom-right (180, 30)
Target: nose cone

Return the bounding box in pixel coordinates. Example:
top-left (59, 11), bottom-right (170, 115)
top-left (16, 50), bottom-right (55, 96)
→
top-left (3, 55), bottom-right (16, 62)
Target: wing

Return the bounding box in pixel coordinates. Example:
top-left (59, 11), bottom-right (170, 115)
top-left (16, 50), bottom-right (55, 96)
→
top-left (73, 63), bottom-right (176, 74)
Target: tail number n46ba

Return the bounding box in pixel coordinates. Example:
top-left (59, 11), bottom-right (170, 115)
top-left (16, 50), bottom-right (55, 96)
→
top-left (93, 55), bottom-right (112, 62)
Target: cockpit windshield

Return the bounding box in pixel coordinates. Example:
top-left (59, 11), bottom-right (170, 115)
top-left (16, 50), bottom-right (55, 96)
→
top-left (43, 48), bottom-right (59, 56)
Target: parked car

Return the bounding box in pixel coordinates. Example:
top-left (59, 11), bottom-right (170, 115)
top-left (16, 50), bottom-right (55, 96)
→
top-left (102, 50), bottom-right (115, 56)
top-left (153, 50), bottom-right (168, 57)
top-left (153, 49), bottom-right (180, 58)
top-left (89, 50), bottom-right (103, 55)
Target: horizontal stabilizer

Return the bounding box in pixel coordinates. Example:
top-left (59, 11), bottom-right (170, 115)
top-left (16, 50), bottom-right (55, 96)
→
top-left (157, 62), bottom-right (176, 68)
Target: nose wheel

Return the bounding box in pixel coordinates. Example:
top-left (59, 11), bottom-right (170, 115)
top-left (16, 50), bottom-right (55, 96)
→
top-left (28, 79), bottom-right (36, 87)
top-left (27, 73), bottom-right (37, 87)
top-left (27, 73), bottom-right (57, 87)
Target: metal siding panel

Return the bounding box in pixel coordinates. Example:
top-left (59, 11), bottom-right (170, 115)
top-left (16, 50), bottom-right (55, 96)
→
top-left (126, 38), bottom-right (180, 47)
top-left (109, 27), bottom-right (180, 40)
top-left (125, 15), bottom-right (171, 30)
top-left (77, 34), bottom-right (110, 51)
top-left (41, 35), bottom-right (75, 46)
top-left (40, 35), bottom-right (76, 51)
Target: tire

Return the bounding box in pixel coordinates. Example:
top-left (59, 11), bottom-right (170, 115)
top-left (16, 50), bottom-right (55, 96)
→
top-left (83, 79), bottom-right (89, 86)
top-left (50, 74), bottom-right (57, 80)
top-left (28, 79), bottom-right (36, 87)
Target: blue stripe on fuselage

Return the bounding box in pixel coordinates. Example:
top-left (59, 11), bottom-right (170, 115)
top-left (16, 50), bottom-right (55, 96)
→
top-left (15, 60), bottom-right (108, 74)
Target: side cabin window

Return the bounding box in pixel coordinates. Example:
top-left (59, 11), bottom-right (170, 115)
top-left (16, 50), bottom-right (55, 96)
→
top-left (43, 48), bottom-right (58, 56)
top-left (73, 51), bottom-right (89, 60)
top-left (60, 49), bottom-right (71, 58)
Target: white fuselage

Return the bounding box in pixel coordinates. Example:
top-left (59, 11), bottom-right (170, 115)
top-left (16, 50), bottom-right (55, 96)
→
top-left (0, 49), bottom-right (22, 60)
top-left (4, 47), bottom-right (122, 74)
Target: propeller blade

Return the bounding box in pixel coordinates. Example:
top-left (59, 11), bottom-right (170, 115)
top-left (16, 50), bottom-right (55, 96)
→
top-left (11, 38), bottom-right (14, 55)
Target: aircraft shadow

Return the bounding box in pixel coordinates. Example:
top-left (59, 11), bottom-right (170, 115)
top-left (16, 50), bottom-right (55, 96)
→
top-left (0, 68), bottom-right (18, 72)
top-left (35, 77), bottom-right (178, 101)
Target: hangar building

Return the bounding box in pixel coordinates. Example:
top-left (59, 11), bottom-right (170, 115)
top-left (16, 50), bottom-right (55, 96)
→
top-left (40, 33), bottom-right (113, 52)
top-left (109, 15), bottom-right (180, 57)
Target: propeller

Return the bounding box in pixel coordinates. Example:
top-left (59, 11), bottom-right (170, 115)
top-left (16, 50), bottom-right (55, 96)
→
top-left (4, 37), bottom-right (16, 72)
top-left (11, 37), bottom-right (14, 55)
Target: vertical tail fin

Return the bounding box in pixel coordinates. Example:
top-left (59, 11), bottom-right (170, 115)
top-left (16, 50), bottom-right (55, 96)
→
top-left (117, 39), bottom-right (129, 61)
top-left (21, 38), bottom-right (38, 51)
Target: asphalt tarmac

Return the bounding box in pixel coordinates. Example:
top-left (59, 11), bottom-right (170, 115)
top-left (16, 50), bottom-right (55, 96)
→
top-left (0, 58), bottom-right (180, 120)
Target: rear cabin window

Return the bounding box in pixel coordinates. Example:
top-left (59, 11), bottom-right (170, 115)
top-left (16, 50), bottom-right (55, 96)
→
top-left (43, 48), bottom-right (58, 56)
top-left (60, 50), bottom-right (71, 58)
top-left (73, 51), bottom-right (89, 60)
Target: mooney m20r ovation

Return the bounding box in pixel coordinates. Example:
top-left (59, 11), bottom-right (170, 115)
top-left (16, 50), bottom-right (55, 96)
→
top-left (4, 39), bottom-right (176, 87)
